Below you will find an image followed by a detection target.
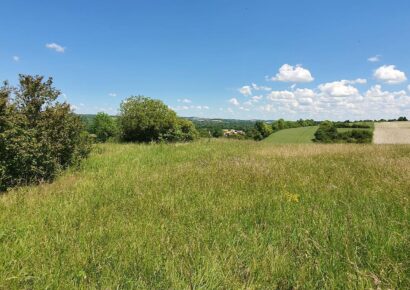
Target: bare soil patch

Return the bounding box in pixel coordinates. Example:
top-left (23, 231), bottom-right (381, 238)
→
top-left (373, 122), bottom-right (410, 144)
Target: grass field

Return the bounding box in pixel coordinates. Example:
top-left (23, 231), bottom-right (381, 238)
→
top-left (263, 126), bottom-right (318, 144)
top-left (1, 140), bottom-right (409, 288)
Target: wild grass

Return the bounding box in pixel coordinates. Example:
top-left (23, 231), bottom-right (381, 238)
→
top-left (263, 126), bottom-right (318, 144)
top-left (1, 139), bottom-right (409, 289)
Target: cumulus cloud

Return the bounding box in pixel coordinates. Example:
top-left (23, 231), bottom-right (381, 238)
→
top-left (271, 64), bottom-right (314, 83)
top-left (46, 43), bottom-right (65, 53)
top-left (374, 65), bottom-right (407, 84)
top-left (12, 56), bottom-right (20, 62)
top-left (318, 80), bottom-right (360, 97)
top-left (368, 55), bottom-right (381, 62)
top-left (108, 92), bottom-right (117, 97)
top-left (229, 97), bottom-right (240, 106)
top-left (239, 86), bottom-right (252, 96)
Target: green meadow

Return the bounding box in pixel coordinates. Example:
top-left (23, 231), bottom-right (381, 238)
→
top-left (263, 126), bottom-right (318, 144)
top-left (1, 140), bottom-right (409, 289)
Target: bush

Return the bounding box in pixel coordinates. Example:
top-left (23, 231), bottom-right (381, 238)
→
top-left (0, 75), bottom-right (91, 191)
top-left (254, 121), bottom-right (272, 140)
top-left (314, 121), bottom-right (338, 143)
top-left (119, 96), bottom-right (198, 143)
top-left (90, 112), bottom-right (119, 142)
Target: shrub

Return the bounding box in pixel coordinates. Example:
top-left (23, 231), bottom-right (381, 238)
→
top-left (314, 121), bottom-right (338, 143)
top-left (119, 96), bottom-right (198, 143)
top-left (0, 75), bottom-right (91, 191)
top-left (254, 121), bottom-right (272, 140)
top-left (90, 112), bottom-right (119, 142)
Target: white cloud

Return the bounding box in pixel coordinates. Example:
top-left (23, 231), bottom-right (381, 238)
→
top-left (368, 55), bottom-right (381, 62)
top-left (408, 85), bottom-right (410, 92)
top-left (267, 90), bottom-right (294, 100)
top-left (251, 95), bottom-right (263, 102)
top-left (374, 65), bottom-right (407, 84)
top-left (12, 56), bottom-right (20, 62)
top-left (178, 98), bottom-right (192, 103)
top-left (239, 86), bottom-right (252, 96)
top-left (229, 97), bottom-right (240, 106)
top-left (109, 92), bottom-right (117, 97)
top-left (350, 78), bottom-right (367, 84)
top-left (251, 83), bottom-right (271, 91)
top-left (318, 80), bottom-right (360, 97)
top-left (271, 64), bottom-right (314, 83)
top-left (46, 43), bottom-right (65, 53)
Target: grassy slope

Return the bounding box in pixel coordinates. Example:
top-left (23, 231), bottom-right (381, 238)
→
top-left (264, 126), bottom-right (318, 144)
top-left (1, 140), bottom-right (409, 289)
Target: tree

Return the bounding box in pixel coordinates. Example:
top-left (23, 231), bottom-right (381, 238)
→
top-left (91, 112), bottom-right (118, 142)
top-left (254, 121), bottom-right (272, 140)
top-left (398, 116), bottom-right (408, 121)
top-left (119, 96), bottom-right (198, 142)
top-left (314, 121), bottom-right (338, 143)
top-left (0, 75), bottom-right (91, 191)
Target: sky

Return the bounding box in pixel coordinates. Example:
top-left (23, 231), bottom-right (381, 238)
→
top-left (1, 0), bottom-right (410, 120)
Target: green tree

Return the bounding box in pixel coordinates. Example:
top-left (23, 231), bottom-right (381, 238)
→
top-left (254, 121), bottom-right (272, 140)
top-left (314, 121), bottom-right (338, 143)
top-left (119, 96), bottom-right (198, 142)
top-left (0, 75), bottom-right (91, 191)
top-left (91, 112), bottom-right (118, 142)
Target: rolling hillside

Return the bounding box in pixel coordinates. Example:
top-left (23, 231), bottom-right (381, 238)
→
top-left (1, 140), bottom-right (409, 288)
top-left (263, 126), bottom-right (318, 144)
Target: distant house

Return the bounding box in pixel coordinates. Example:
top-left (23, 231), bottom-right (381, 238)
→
top-left (223, 129), bottom-right (245, 137)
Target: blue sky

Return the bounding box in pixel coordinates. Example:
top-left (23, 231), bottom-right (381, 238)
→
top-left (1, 0), bottom-right (410, 120)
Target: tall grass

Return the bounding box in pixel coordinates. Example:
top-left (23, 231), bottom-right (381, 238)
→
top-left (1, 140), bottom-right (409, 289)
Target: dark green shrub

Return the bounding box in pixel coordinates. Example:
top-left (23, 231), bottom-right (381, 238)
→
top-left (314, 121), bottom-right (338, 143)
top-left (0, 75), bottom-right (91, 191)
top-left (254, 121), bottom-right (272, 140)
top-left (119, 96), bottom-right (198, 143)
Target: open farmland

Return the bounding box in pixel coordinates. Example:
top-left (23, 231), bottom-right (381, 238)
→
top-left (373, 122), bottom-right (410, 144)
top-left (1, 140), bottom-right (409, 289)
top-left (263, 126), bottom-right (318, 144)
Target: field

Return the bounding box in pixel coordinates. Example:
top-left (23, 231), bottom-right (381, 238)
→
top-left (1, 140), bottom-right (409, 289)
top-left (336, 128), bottom-right (373, 133)
top-left (373, 122), bottom-right (410, 144)
top-left (263, 126), bottom-right (318, 144)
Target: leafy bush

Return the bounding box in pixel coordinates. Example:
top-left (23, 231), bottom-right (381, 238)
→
top-left (314, 121), bottom-right (373, 143)
top-left (90, 112), bottom-right (119, 142)
top-left (0, 75), bottom-right (91, 191)
top-left (314, 121), bottom-right (338, 143)
top-left (338, 129), bottom-right (373, 143)
top-left (119, 96), bottom-right (198, 142)
top-left (254, 121), bottom-right (272, 140)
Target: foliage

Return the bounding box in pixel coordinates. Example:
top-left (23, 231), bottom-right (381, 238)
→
top-left (398, 116), bottom-right (408, 121)
top-left (315, 121), bottom-right (373, 143)
top-left (90, 112), bottom-right (119, 142)
top-left (254, 121), bottom-right (273, 140)
top-left (1, 140), bottom-right (409, 288)
top-left (118, 96), bottom-right (198, 142)
top-left (0, 75), bottom-right (91, 191)
top-left (314, 121), bottom-right (339, 143)
top-left (272, 118), bottom-right (317, 132)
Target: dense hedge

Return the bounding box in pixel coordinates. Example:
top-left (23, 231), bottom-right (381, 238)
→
top-left (314, 121), bottom-right (373, 143)
top-left (0, 75), bottom-right (91, 191)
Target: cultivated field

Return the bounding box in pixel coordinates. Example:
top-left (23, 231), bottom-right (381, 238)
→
top-left (263, 126), bottom-right (318, 144)
top-left (374, 122), bottom-right (410, 144)
top-left (1, 140), bottom-right (409, 289)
